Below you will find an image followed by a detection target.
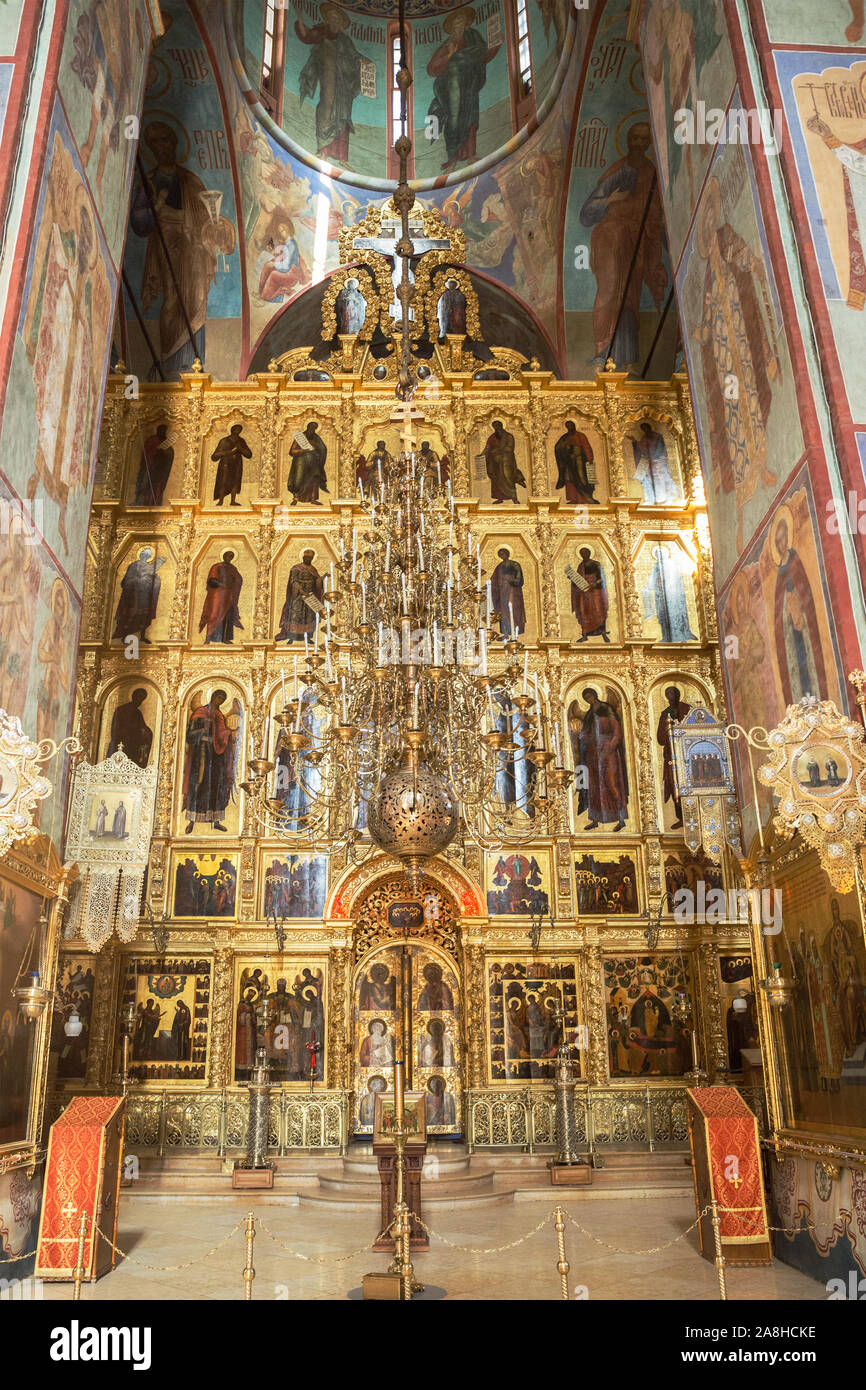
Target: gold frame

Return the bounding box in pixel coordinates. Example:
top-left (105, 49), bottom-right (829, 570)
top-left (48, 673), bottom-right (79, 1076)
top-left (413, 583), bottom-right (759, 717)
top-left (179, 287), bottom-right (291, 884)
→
top-left (0, 835), bottom-right (76, 1173)
top-left (231, 953), bottom-right (329, 1090)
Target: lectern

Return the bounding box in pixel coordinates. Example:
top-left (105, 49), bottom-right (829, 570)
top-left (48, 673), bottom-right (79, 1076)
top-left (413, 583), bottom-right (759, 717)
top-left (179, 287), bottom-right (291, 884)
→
top-left (686, 1086), bottom-right (771, 1267)
top-left (36, 1095), bottom-right (126, 1281)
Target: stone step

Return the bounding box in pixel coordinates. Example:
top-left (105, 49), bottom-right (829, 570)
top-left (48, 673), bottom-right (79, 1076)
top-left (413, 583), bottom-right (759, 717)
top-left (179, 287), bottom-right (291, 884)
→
top-left (317, 1170), bottom-right (495, 1198)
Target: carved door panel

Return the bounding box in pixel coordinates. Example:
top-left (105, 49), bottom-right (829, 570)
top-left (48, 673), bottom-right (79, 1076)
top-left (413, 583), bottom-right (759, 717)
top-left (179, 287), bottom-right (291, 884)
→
top-left (353, 943), bottom-right (462, 1137)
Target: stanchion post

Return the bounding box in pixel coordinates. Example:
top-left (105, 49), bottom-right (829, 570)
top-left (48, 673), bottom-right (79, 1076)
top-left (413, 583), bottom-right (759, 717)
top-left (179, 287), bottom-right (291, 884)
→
top-left (72, 1209), bottom-right (88, 1301)
top-left (710, 1201), bottom-right (728, 1301)
top-left (553, 1205), bottom-right (570, 1301)
top-left (243, 1211), bottom-right (256, 1300)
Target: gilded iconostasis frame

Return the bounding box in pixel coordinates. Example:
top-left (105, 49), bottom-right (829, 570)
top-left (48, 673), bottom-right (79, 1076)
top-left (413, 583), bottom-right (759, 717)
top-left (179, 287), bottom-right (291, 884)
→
top-left (56, 354), bottom-right (784, 1150)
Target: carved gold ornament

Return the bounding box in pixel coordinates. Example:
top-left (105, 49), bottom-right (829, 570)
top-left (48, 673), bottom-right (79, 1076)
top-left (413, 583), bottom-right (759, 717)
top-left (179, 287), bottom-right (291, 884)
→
top-left (757, 695), bottom-right (866, 891)
top-left (669, 706), bottom-right (742, 862)
top-left (0, 709), bottom-right (82, 860)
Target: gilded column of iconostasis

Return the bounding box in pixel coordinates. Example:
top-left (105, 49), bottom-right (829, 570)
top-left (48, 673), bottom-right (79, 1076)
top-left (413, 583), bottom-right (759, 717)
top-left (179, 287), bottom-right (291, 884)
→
top-left (58, 353), bottom-right (754, 1143)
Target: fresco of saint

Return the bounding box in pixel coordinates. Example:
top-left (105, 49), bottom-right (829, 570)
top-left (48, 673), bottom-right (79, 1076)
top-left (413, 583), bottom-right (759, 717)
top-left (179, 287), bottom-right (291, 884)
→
top-left (578, 122), bottom-right (667, 368)
top-left (630, 422), bottom-right (679, 502)
top-left (771, 512), bottom-right (827, 706)
top-left (130, 121), bottom-right (235, 375)
top-left (694, 177), bottom-right (780, 551)
top-left (426, 6), bottom-right (501, 173)
top-left (295, 3), bottom-right (363, 165)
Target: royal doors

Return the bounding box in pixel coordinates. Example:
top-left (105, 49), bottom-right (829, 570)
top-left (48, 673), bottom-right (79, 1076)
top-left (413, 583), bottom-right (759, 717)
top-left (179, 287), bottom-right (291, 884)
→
top-left (353, 943), bottom-right (462, 1138)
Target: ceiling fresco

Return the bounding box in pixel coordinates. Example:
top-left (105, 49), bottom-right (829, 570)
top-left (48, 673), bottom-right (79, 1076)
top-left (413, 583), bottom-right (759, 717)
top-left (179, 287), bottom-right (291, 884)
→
top-left (117, 0), bottom-right (680, 383)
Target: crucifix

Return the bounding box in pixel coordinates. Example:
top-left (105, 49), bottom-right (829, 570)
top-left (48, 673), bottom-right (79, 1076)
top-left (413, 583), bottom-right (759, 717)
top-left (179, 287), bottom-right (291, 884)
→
top-left (352, 215), bottom-right (450, 324)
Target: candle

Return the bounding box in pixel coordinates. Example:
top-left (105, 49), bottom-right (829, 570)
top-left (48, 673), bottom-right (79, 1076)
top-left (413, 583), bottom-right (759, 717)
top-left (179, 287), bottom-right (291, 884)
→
top-left (509, 600), bottom-right (515, 636)
top-left (361, 583), bottom-right (367, 624)
top-left (448, 521), bottom-right (453, 549)
top-left (293, 655), bottom-right (298, 701)
top-left (358, 475), bottom-right (364, 502)
top-left (436, 460), bottom-right (441, 488)
top-left (418, 534), bottom-right (425, 571)
top-left (329, 561), bottom-right (335, 591)
top-left (395, 1057), bottom-right (404, 1126)
top-left (486, 580), bottom-right (492, 624)
top-left (480, 626), bottom-right (488, 675)
top-left (447, 581), bottom-right (452, 626)
top-left (295, 679), bottom-right (303, 732)
top-left (522, 650), bottom-right (528, 695)
top-left (477, 550), bottom-right (482, 588)
top-left (487, 683), bottom-right (496, 729)
top-left (433, 620), bottom-right (440, 665)
top-left (413, 681), bottom-right (419, 727)
top-left (401, 573), bottom-right (408, 615)
top-left (314, 622), bottom-right (320, 656)
top-left (280, 667), bottom-right (287, 707)
top-left (467, 529), bottom-right (472, 557)
top-left (340, 535), bottom-right (345, 563)
top-left (384, 541), bottom-right (391, 573)
top-left (304, 632), bottom-right (309, 659)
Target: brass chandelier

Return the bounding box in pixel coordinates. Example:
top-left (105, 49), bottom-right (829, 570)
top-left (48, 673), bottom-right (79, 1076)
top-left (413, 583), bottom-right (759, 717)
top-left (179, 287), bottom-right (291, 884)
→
top-left (242, 452), bottom-right (573, 882)
top-left (241, 5), bottom-right (573, 883)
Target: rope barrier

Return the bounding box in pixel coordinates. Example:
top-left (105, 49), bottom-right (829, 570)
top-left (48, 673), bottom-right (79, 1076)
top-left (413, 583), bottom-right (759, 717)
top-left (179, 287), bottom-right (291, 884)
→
top-left (94, 1219), bottom-right (246, 1271)
top-left (412, 1209), bottom-right (556, 1254)
top-left (0, 1248), bottom-right (36, 1264)
top-left (564, 1204), bottom-right (712, 1255)
top-left (256, 1216), bottom-right (396, 1265)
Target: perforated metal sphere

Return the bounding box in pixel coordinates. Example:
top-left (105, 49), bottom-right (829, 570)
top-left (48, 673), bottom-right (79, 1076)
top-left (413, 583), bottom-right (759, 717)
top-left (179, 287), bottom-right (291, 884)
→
top-left (367, 762), bottom-right (459, 882)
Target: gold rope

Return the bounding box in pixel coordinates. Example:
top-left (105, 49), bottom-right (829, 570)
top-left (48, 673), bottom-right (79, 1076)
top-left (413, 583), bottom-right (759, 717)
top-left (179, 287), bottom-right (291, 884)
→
top-left (412, 1209), bottom-right (556, 1254)
top-left (94, 1219), bottom-right (246, 1271)
top-left (256, 1216), bottom-right (396, 1265)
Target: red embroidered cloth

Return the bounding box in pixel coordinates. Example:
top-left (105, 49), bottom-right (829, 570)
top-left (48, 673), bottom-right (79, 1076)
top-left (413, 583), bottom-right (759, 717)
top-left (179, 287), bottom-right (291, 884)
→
top-left (687, 1087), bottom-right (769, 1244)
top-left (36, 1096), bottom-right (125, 1278)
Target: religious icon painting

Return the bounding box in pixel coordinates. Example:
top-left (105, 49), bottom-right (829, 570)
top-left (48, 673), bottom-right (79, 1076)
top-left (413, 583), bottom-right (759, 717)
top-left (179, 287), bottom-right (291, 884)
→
top-left (65, 749), bottom-right (157, 869)
top-left (233, 958), bottom-right (326, 1085)
top-left (623, 419), bottom-right (684, 504)
top-left (261, 854), bottom-right (327, 919)
top-left (192, 541), bottom-right (254, 647)
top-left (556, 536), bottom-right (620, 645)
top-left (353, 944), bottom-right (461, 1135)
top-left (484, 849), bottom-right (552, 916)
top-left (650, 679), bottom-right (706, 834)
top-left (718, 954), bottom-right (758, 1073)
top-left (50, 952), bottom-right (98, 1082)
top-left (268, 680), bottom-right (326, 831)
top-left (470, 418), bottom-right (528, 506)
top-left (120, 957), bottom-right (211, 1083)
top-left (481, 537), bottom-right (539, 643)
top-left (110, 540), bottom-right (173, 646)
top-left (635, 538), bottom-right (700, 644)
top-left (127, 420), bottom-right (182, 507)
top-left (487, 958), bottom-right (580, 1084)
top-left (566, 683), bottom-right (631, 832)
top-left (281, 418), bottom-right (332, 507)
top-left (178, 685), bottom-right (244, 837)
top-left (373, 1093), bottom-right (426, 1145)
top-left (663, 847), bottom-right (724, 901)
top-left (603, 954), bottom-right (693, 1080)
top-left (202, 418), bottom-right (257, 509)
top-left (0, 876), bottom-right (48, 1147)
top-left (271, 539), bottom-right (333, 646)
top-left (550, 417), bottom-right (603, 506)
top-left (171, 852), bottom-right (238, 918)
top-left (574, 853), bottom-right (640, 914)
top-left (97, 681), bottom-right (161, 769)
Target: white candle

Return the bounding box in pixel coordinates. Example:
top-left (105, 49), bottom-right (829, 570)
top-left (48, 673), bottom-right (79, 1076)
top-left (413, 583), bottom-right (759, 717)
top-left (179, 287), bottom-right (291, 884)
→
top-left (467, 529), bottom-right (472, 557)
top-left (448, 521), bottom-right (453, 549)
top-left (329, 561), bottom-right (335, 591)
top-left (314, 623), bottom-right (320, 655)
top-left (418, 535), bottom-right (425, 571)
top-left (522, 650), bottom-right (528, 694)
top-left (480, 626), bottom-right (488, 675)
top-left (304, 632), bottom-right (309, 659)
top-left (433, 620), bottom-right (440, 665)
top-left (295, 680), bottom-right (303, 732)
top-left (447, 582), bottom-right (452, 626)
top-left (509, 600), bottom-right (515, 635)
top-left (358, 475), bottom-right (364, 501)
top-left (378, 621), bottom-right (384, 663)
top-left (413, 681), bottom-right (419, 727)
top-left (341, 675), bottom-right (348, 725)
top-left (477, 550), bottom-right (482, 588)
top-left (436, 461), bottom-right (441, 488)
top-left (384, 541), bottom-right (391, 572)
top-left (401, 573), bottom-right (408, 615)
top-left (361, 583), bottom-right (367, 624)
top-left (487, 684), bottom-right (496, 729)
top-left (280, 667), bottom-right (287, 707)
top-left (486, 580), bottom-right (492, 624)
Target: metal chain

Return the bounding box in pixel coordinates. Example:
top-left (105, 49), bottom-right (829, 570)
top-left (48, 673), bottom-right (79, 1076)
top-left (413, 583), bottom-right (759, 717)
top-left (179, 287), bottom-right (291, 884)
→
top-left (94, 1219), bottom-right (246, 1271)
top-left (413, 1209), bottom-right (556, 1254)
top-left (256, 1216), bottom-right (395, 1265)
top-left (564, 1205), bottom-right (712, 1255)
top-left (0, 1247), bottom-right (36, 1264)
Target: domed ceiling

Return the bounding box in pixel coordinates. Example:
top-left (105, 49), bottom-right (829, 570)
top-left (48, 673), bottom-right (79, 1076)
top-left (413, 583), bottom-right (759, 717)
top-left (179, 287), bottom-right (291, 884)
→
top-left (229, 0), bottom-right (575, 188)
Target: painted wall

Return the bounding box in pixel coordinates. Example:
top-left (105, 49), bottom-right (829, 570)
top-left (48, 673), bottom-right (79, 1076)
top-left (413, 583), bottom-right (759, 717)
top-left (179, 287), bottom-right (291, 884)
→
top-left (641, 0), bottom-right (866, 1285)
top-left (0, 1), bottom-right (154, 850)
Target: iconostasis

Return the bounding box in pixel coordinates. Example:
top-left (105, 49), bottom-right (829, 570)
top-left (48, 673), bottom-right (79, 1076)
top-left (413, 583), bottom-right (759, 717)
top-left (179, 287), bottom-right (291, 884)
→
top-left (55, 362), bottom-right (759, 1115)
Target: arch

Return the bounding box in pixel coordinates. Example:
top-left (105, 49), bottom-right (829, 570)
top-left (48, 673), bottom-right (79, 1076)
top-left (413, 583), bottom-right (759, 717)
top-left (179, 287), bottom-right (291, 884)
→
top-left (326, 850), bottom-right (484, 920)
top-left (246, 263), bottom-right (561, 376)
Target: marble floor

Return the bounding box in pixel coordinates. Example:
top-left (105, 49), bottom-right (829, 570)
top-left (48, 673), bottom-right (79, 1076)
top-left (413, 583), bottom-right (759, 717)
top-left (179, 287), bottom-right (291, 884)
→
top-left (42, 1194), bottom-right (825, 1301)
